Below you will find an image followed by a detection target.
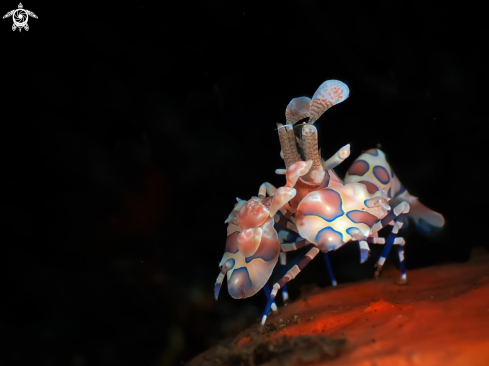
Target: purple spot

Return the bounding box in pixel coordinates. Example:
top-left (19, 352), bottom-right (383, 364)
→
top-left (391, 168), bottom-right (395, 178)
top-left (348, 160), bottom-right (370, 176)
top-left (359, 180), bottom-right (379, 194)
top-left (245, 232), bottom-right (279, 263)
top-left (388, 188), bottom-right (392, 198)
top-left (303, 189), bottom-right (344, 222)
top-left (277, 215), bottom-right (291, 230)
top-left (228, 267), bottom-right (253, 299)
top-left (365, 148), bottom-right (379, 156)
top-left (347, 210), bottom-right (378, 227)
top-left (316, 227), bottom-right (343, 249)
top-left (373, 166), bottom-right (390, 184)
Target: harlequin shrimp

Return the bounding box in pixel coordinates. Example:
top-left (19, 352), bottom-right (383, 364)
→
top-left (260, 81), bottom-right (445, 326)
top-left (214, 80), bottom-right (351, 308)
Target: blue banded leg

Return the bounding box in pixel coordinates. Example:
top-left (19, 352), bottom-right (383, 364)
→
top-left (365, 236), bottom-right (384, 263)
top-left (366, 236), bottom-right (385, 244)
top-left (279, 235), bottom-right (309, 303)
top-left (370, 201), bottom-right (409, 276)
top-left (279, 252), bottom-right (289, 303)
top-left (374, 213), bottom-right (408, 278)
top-left (360, 237), bottom-right (390, 264)
top-left (358, 240), bottom-right (371, 264)
top-left (262, 284), bottom-right (278, 313)
top-left (323, 252), bottom-right (337, 286)
top-left (277, 228), bottom-right (304, 304)
top-left (274, 211), bottom-right (298, 231)
top-left (261, 246), bottom-right (320, 326)
top-left (368, 235), bottom-right (407, 283)
top-left (397, 238), bottom-right (407, 284)
top-left (280, 232), bottom-right (338, 287)
top-left (280, 237), bottom-right (309, 252)
top-left (371, 202), bottom-right (410, 235)
top-left (348, 228), bottom-right (372, 265)
top-left (284, 237), bottom-right (340, 287)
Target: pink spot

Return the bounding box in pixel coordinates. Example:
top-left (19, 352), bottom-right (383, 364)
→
top-left (359, 180), bottom-right (379, 194)
top-left (316, 227), bottom-right (343, 249)
top-left (348, 160), bottom-right (370, 176)
top-left (373, 166), bottom-right (390, 184)
top-left (237, 228), bottom-right (261, 257)
top-left (300, 189), bottom-right (344, 222)
top-left (347, 210), bottom-right (378, 227)
top-left (245, 227), bottom-right (279, 262)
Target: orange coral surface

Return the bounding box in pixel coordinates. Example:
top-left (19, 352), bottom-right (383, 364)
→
top-left (190, 248), bottom-right (489, 366)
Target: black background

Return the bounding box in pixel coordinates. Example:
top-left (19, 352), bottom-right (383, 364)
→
top-left (2, 1), bottom-right (488, 365)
